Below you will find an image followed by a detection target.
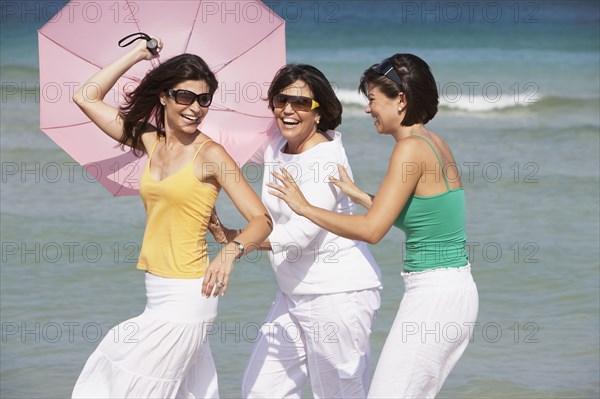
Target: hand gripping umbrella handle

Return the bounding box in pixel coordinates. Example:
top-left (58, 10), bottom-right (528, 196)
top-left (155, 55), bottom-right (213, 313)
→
top-left (145, 38), bottom-right (159, 55)
top-left (118, 32), bottom-right (159, 55)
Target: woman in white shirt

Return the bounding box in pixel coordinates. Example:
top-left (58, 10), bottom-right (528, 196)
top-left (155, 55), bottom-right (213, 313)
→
top-left (210, 64), bottom-right (382, 398)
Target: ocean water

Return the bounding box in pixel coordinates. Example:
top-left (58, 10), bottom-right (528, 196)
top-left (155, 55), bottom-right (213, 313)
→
top-left (1, 1), bottom-right (599, 398)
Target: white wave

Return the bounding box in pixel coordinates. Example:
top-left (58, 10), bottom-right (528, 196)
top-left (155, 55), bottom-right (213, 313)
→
top-left (440, 93), bottom-right (541, 112)
top-left (336, 89), bottom-right (367, 107)
top-left (336, 88), bottom-right (542, 113)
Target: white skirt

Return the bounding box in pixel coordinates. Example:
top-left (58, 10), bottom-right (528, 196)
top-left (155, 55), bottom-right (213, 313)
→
top-left (72, 273), bottom-right (219, 399)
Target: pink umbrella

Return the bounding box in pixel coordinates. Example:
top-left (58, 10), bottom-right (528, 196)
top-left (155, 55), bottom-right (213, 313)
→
top-left (38, 0), bottom-right (285, 196)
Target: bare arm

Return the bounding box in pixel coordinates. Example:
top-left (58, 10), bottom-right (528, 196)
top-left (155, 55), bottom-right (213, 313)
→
top-left (268, 139), bottom-right (422, 244)
top-left (202, 143), bottom-right (273, 297)
top-left (206, 137), bottom-right (274, 250)
top-left (72, 39), bottom-right (160, 146)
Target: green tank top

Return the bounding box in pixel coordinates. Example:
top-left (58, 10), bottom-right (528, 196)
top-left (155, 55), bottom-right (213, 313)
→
top-left (393, 134), bottom-right (469, 272)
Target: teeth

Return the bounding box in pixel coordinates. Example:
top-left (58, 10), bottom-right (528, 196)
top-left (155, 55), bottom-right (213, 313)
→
top-left (283, 118), bottom-right (299, 125)
top-left (182, 115), bottom-right (199, 123)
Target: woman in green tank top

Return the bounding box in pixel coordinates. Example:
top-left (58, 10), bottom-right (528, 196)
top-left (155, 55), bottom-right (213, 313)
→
top-left (269, 54), bottom-right (479, 398)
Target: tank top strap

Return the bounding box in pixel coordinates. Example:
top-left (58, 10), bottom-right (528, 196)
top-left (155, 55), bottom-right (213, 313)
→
top-left (147, 138), bottom-right (161, 160)
top-left (411, 134), bottom-right (450, 190)
top-left (192, 138), bottom-right (214, 162)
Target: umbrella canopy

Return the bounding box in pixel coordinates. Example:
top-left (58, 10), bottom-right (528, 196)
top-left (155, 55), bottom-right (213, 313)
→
top-left (39, 0), bottom-right (285, 196)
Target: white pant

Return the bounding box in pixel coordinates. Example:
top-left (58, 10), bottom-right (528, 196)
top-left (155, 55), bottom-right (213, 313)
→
top-left (368, 265), bottom-right (479, 399)
top-left (242, 288), bottom-right (381, 398)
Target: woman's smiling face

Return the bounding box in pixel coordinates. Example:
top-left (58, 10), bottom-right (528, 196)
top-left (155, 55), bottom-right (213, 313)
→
top-left (273, 80), bottom-right (320, 145)
top-left (161, 80), bottom-right (211, 134)
top-left (364, 83), bottom-right (402, 135)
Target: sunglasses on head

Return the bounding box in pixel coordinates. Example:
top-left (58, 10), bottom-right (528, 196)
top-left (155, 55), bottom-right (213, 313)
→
top-left (273, 93), bottom-right (320, 112)
top-left (375, 58), bottom-right (402, 87)
top-left (167, 89), bottom-right (213, 107)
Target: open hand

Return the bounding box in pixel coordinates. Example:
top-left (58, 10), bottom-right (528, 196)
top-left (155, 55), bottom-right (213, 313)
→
top-left (201, 256), bottom-right (233, 298)
top-left (267, 167), bottom-right (310, 216)
top-left (329, 164), bottom-right (366, 204)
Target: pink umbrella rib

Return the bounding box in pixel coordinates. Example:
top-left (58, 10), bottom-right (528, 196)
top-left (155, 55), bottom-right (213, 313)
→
top-left (181, 1), bottom-right (285, 63)
top-left (38, 31), bottom-right (104, 71)
top-left (40, 120), bottom-right (94, 130)
top-left (211, 22), bottom-right (285, 73)
top-left (209, 106), bottom-right (273, 118)
top-left (181, 1), bottom-right (204, 53)
top-left (124, 0), bottom-right (143, 33)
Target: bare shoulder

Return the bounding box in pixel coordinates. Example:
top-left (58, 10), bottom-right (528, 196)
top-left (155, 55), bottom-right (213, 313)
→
top-left (397, 132), bottom-right (453, 160)
top-left (194, 136), bottom-right (239, 173)
top-left (398, 135), bottom-right (425, 147)
top-left (194, 136), bottom-right (241, 186)
top-left (197, 137), bottom-right (229, 161)
top-left (139, 129), bottom-right (160, 153)
top-left (426, 131), bottom-right (452, 151)
top-left (391, 136), bottom-right (423, 161)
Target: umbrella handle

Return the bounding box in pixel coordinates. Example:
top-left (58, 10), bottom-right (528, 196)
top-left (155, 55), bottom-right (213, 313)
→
top-left (146, 38), bottom-right (159, 55)
top-left (118, 32), bottom-right (159, 56)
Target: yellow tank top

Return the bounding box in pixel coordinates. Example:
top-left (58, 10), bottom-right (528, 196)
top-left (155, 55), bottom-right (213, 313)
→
top-left (137, 138), bottom-right (218, 278)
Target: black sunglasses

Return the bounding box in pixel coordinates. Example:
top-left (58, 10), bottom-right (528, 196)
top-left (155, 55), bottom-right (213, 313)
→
top-left (167, 89), bottom-right (213, 107)
top-left (273, 93), bottom-right (320, 112)
top-left (375, 58), bottom-right (402, 87)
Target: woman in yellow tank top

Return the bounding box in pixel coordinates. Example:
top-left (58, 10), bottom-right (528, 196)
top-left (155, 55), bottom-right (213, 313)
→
top-left (70, 36), bottom-right (272, 398)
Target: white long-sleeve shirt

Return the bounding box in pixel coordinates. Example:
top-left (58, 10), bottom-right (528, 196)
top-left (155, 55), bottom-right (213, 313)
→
top-left (252, 130), bottom-right (382, 295)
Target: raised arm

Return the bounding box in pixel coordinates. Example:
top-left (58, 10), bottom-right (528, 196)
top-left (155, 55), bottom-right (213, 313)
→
top-left (201, 143), bottom-right (273, 297)
top-left (269, 139), bottom-right (422, 244)
top-left (72, 38), bottom-right (160, 145)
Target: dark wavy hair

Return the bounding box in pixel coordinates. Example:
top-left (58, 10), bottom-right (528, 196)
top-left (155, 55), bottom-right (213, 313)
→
top-left (119, 54), bottom-right (218, 155)
top-left (359, 54), bottom-right (438, 126)
top-left (267, 64), bottom-right (342, 133)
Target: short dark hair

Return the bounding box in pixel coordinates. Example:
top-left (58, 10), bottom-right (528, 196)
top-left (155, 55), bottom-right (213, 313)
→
top-left (267, 64), bottom-right (342, 132)
top-left (119, 54), bottom-right (218, 155)
top-left (359, 54), bottom-right (438, 126)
